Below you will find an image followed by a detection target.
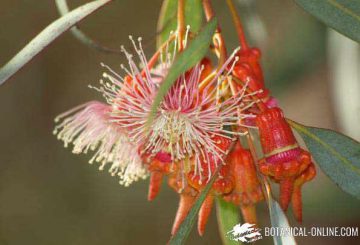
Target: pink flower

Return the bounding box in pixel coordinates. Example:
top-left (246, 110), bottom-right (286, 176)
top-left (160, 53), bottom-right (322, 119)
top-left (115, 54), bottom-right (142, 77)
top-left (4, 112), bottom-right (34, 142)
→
top-left (97, 37), bottom-right (258, 181)
top-left (54, 34), bottom-right (260, 186)
top-left (54, 101), bottom-right (148, 186)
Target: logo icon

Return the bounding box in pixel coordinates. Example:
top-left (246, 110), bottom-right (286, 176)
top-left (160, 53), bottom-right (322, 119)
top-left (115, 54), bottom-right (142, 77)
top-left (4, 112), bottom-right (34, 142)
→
top-left (227, 223), bottom-right (263, 243)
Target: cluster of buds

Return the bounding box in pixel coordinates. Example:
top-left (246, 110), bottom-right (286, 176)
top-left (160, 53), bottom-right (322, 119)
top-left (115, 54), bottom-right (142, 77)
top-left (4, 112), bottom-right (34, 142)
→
top-left (228, 31), bottom-right (316, 223)
top-left (53, 0), bottom-right (316, 238)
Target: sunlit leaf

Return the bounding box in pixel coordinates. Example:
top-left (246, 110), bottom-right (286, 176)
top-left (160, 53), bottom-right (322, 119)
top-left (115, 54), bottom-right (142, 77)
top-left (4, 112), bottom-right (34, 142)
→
top-left (147, 18), bottom-right (217, 127)
top-left (294, 0), bottom-right (360, 42)
top-left (216, 197), bottom-right (242, 245)
top-left (264, 182), bottom-right (296, 245)
top-left (157, 0), bottom-right (203, 48)
top-left (169, 171), bottom-right (217, 245)
top-left (0, 0), bottom-right (114, 85)
top-left (55, 0), bottom-right (120, 54)
top-left (289, 120), bottom-right (360, 199)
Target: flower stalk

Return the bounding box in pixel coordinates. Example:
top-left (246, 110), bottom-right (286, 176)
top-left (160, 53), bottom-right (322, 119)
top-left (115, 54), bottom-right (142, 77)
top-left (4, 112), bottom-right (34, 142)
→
top-left (225, 0), bottom-right (249, 50)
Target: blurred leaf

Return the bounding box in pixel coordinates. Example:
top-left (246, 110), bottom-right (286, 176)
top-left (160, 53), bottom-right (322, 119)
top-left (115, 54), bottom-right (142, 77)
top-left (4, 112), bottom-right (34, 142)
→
top-left (294, 0), bottom-right (360, 42)
top-left (147, 18), bottom-right (217, 126)
top-left (264, 14), bottom-right (326, 94)
top-left (55, 0), bottom-right (120, 54)
top-left (0, 0), bottom-right (113, 85)
top-left (157, 0), bottom-right (203, 48)
top-left (216, 197), bottom-right (241, 245)
top-left (169, 171), bottom-right (217, 245)
top-left (264, 182), bottom-right (296, 245)
top-left (289, 120), bottom-right (360, 199)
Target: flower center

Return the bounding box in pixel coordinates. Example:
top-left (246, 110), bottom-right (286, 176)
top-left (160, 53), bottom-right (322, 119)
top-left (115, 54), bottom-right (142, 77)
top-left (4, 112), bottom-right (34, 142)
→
top-left (146, 110), bottom-right (197, 161)
top-left (160, 110), bottom-right (189, 144)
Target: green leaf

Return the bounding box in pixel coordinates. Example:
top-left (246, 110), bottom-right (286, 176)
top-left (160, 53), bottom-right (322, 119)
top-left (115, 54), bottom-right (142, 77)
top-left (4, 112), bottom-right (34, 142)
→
top-left (169, 171), bottom-right (217, 245)
top-left (264, 182), bottom-right (296, 245)
top-left (0, 0), bottom-right (114, 86)
top-left (216, 197), bottom-right (241, 245)
top-left (294, 0), bottom-right (360, 42)
top-left (55, 0), bottom-right (120, 54)
top-left (157, 0), bottom-right (203, 48)
top-left (147, 18), bottom-right (217, 127)
top-left (289, 120), bottom-right (360, 199)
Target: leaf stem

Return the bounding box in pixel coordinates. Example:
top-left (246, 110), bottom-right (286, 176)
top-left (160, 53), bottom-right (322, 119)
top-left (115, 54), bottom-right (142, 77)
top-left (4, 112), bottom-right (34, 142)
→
top-left (225, 0), bottom-right (249, 50)
top-left (0, 0), bottom-right (114, 86)
top-left (55, 0), bottom-right (121, 54)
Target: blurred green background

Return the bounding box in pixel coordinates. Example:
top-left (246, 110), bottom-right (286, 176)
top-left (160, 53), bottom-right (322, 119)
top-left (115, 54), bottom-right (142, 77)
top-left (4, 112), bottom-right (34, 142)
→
top-left (0, 0), bottom-right (359, 244)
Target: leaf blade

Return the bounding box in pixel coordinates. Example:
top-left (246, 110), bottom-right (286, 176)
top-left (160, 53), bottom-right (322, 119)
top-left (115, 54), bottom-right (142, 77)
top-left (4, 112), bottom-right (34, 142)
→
top-left (147, 18), bottom-right (217, 126)
top-left (0, 0), bottom-right (113, 85)
top-left (264, 182), bottom-right (297, 245)
top-left (216, 197), bottom-right (242, 245)
top-left (294, 0), bottom-right (360, 42)
top-left (288, 120), bottom-right (360, 199)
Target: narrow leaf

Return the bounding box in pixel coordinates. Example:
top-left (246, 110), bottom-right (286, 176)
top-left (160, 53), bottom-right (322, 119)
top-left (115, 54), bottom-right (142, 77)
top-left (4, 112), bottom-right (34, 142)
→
top-left (294, 0), bottom-right (360, 42)
top-left (289, 120), bottom-right (360, 199)
top-left (264, 182), bottom-right (296, 245)
top-left (0, 0), bottom-right (113, 85)
top-left (147, 18), bottom-right (217, 127)
top-left (216, 197), bottom-right (242, 245)
top-left (169, 172), bottom-right (217, 245)
top-left (157, 0), bottom-right (203, 48)
top-left (55, 0), bottom-right (120, 54)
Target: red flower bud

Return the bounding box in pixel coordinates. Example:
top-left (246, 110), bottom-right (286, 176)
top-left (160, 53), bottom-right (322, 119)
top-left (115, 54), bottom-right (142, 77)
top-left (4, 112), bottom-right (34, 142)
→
top-left (223, 142), bottom-right (264, 224)
top-left (256, 107), bottom-right (315, 221)
top-left (187, 135), bottom-right (233, 192)
top-left (256, 107), bottom-right (299, 162)
top-left (292, 163), bottom-right (316, 223)
top-left (145, 151), bottom-right (173, 201)
top-left (235, 48), bottom-right (264, 87)
top-left (171, 187), bottom-right (197, 236)
top-left (230, 48), bottom-right (276, 107)
top-left (198, 194), bottom-right (214, 236)
top-left (148, 172), bottom-right (163, 201)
